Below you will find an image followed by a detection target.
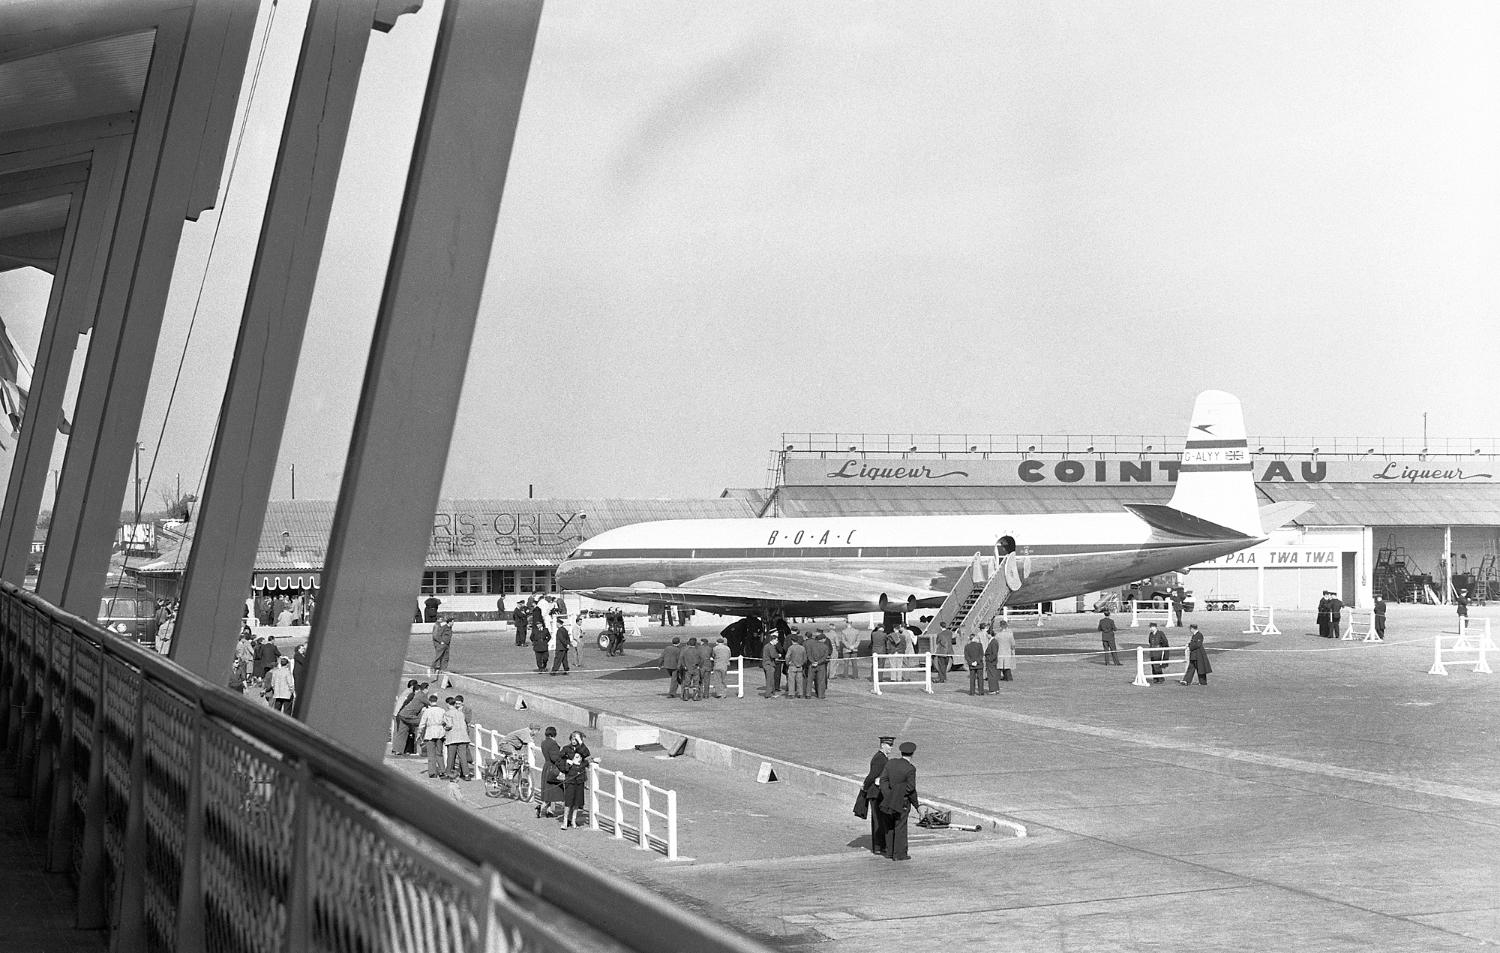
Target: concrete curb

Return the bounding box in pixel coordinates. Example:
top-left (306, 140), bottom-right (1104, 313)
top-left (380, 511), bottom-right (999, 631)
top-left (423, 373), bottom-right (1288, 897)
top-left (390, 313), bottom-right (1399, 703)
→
top-left (420, 667), bottom-right (1027, 838)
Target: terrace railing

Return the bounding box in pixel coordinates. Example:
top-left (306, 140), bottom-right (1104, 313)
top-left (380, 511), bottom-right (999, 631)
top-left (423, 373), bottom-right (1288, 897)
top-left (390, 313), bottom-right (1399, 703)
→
top-left (0, 580), bottom-right (768, 953)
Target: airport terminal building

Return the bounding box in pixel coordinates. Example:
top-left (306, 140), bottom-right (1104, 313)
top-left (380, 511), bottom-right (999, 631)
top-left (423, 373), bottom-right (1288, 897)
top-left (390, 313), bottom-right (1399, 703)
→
top-left (763, 434), bottom-right (1500, 610)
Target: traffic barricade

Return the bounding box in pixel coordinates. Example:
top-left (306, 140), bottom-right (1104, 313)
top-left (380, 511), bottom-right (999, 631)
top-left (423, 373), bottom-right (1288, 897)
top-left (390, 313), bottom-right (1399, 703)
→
top-left (1242, 605), bottom-right (1281, 636)
top-left (1429, 627), bottom-right (1493, 676)
top-left (870, 652), bottom-right (934, 695)
top-left (588, 763), bottom-right (680, 860)
top-left (1131, 644), bottom-right (1188, 686)
top-left (1340, 610), bottom-right (1379, 642)
top-left (1129, 600), bottom-right (1173, 628)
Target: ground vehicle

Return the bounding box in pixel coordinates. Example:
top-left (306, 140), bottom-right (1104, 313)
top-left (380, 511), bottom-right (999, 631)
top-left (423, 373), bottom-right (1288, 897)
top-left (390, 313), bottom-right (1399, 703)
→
top-left (482, 751), bottom-right (533, 801)
top-left (99, 584), bottom-right (155, 644)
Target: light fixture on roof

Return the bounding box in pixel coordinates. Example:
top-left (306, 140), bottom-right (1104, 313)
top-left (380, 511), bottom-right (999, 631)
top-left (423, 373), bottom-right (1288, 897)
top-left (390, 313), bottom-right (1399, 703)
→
top-left (1026, 445), bottom-right (1036, 454)
top-left (1085, 446), bottom-right (1095, 453)
top-left (968, 446), bottom-right (978, 453)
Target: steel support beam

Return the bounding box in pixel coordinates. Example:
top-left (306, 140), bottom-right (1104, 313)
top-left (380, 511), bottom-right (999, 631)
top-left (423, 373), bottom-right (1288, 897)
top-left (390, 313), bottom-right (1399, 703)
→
top-left (299, 0), bottom-right (542, 755)
top-left (173, 0), bottom-right (409, 680)
top-left (39, 3), bottom-right (259, 616)
top-left (0, 139), bottom-right (130, 584)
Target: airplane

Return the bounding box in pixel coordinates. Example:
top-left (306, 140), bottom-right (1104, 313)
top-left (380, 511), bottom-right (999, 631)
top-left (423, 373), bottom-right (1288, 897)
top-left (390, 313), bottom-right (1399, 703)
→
top-left (555, 391), bottom-right (1311, 622)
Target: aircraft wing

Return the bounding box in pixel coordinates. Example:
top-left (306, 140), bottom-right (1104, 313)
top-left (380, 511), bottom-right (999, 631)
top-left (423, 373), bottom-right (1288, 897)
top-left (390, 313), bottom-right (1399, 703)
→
top-left (583, 567), bottom-right (949, 617)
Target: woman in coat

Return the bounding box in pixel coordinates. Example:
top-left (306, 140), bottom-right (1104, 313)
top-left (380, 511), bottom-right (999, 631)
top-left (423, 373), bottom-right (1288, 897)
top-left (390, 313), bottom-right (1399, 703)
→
top-left (1180, 624), bottom-right (1212, 685)
top-left (537, 726), bottom-right (564, 818)
top-left (993, 621), bottom-right (1017, 681)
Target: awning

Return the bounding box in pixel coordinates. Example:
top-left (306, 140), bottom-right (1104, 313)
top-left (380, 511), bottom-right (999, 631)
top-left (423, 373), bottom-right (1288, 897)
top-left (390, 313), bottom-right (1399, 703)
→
top-left (253, 573), bottom-right (320, 591)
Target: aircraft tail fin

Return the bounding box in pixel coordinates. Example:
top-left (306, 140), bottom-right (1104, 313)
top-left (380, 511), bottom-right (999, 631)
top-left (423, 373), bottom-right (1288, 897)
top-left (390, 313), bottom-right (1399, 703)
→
top-left (1167, 391), bottom-right (1263, 538)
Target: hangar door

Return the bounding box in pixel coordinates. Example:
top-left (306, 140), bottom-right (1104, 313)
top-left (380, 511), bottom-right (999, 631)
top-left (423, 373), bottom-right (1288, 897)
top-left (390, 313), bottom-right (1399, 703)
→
top-left (1261, 567), bottom-right (1340, 610)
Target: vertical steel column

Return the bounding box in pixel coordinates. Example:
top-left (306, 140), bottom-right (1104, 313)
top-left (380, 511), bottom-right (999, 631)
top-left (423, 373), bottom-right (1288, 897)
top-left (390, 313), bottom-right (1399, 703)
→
top-left (0, 139), bottom-right (130, 584)
top-left (299, 0), bottom-right (542, 755)
top-left (40, 2), bottom-right (259, 617)
top-left (173, 0), bottom-right (411, 680)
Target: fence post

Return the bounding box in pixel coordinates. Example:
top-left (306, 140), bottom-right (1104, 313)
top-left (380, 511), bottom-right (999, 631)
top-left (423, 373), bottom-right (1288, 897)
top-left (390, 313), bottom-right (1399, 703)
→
top-left (1478, 640), bottom-right (1493, 675)
top-left (870, 653), bottom-right (882, 695)
top-left (666, 788), bottom-right (678, 860)
top-left (1428, 635), bottom-right (1447, 675)
top-left (735, 655), bottom-right (744, 698)
top-left (922, 652), bottom-right (933, 693)
top-left (637, 778), bottom-right (652, 851)
top-left (1129, 601), bottom-right (1140, 627)
top-left (1132, 646), bottom-right (1149, 687)
top-left (1261, 606), bottom-right (1281, 636)
top-left (588, 764), bottom-right (601, 831)
top-left (76, 643), bottom-right (109, 928)
top-left (112, 679), bottom-right (150, 951)
top-left (613, 770), bottom-right (625, 839)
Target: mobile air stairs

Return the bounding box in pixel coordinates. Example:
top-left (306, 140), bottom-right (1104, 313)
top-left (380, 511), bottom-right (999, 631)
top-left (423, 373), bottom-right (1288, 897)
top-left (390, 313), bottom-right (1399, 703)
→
top-left (923, 549), bottom-right (1025, 642)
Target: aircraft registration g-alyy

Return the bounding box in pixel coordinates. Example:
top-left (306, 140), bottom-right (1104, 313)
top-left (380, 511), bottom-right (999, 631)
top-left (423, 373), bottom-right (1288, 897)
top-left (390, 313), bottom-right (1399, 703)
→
top-left (555, 392), bottom-right (1311, 619)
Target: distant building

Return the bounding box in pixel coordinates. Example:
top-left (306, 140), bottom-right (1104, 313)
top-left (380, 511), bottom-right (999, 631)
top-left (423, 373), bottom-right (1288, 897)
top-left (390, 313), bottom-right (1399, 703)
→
top-left (132, 496), bottom-right (763, 618)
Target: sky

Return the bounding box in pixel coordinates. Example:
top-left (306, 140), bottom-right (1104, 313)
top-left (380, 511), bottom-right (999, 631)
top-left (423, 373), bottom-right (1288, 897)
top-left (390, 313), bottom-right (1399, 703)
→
top-left (2, 0), bottom-right (1498, 514)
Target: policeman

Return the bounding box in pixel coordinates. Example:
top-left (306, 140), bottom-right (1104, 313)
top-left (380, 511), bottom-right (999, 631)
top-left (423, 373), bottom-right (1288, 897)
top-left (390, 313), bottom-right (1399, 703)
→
top-left (878, 741), bottom-right (920, 861)
top-left (855, 736), bottom-right (894, 855)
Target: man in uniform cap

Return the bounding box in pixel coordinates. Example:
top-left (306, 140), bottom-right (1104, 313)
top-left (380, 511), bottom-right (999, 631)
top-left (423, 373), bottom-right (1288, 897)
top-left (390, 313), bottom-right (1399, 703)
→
top-left (855, 736), bottom-right (895, 855)
top-left (877, 741), bottom-right (920, 860)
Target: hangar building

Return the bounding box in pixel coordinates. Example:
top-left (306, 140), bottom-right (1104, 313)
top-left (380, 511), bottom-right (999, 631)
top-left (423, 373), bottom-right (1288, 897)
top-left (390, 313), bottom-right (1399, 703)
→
top-left (766, 434), bottom-right (1500, 610)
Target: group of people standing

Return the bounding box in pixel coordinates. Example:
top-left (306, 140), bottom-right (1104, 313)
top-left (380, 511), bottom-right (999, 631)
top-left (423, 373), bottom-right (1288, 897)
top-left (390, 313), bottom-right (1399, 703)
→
top-left (758, 627), bottom-right (837, 698)
top-left (1315, 591), bottom-right (1345, 638)
top-left (854, 736), bottom-right (921, 861)
top-left (232, 628), bottom-right (308, 712)
top-left (957, 619), bottom-right (1017, 693)
top-left (390, 683), bottom-right (477, 780)
top-left (254, 591), bottom-right (314, 628)
top-left (660, 636), bottom-right (733, 698)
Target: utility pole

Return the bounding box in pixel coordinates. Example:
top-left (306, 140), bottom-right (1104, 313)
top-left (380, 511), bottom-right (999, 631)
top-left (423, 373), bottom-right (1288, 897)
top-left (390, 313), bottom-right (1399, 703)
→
top-left (133, 442), bottom-right (143, 517)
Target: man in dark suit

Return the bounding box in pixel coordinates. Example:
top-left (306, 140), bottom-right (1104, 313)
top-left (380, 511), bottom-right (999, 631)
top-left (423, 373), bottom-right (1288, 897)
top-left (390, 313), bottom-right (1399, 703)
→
top-left (856, 736), bottom-right (894, 855)
top-left (878, 741), bottom-right (920, 860)
top-left (1147, 622), bottom-right (1170, 683)
top-left (983, 627), bottom-right (1001, 693)
top-left (1329, 591), bottom-right (1343, 638)
top-left (1373, 594), bottom-right (1387, 639)
top-left (661, 636), bottom-right (683, 698)
top-left (1316, 591), bottom-right (1331, 638)
top-left (964, 635), bottom-right (984, 695)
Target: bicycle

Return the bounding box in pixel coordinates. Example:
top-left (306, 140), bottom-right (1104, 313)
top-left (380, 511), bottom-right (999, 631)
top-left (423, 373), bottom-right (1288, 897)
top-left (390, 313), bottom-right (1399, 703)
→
top-left (482, 750), bottom-right (533, 801)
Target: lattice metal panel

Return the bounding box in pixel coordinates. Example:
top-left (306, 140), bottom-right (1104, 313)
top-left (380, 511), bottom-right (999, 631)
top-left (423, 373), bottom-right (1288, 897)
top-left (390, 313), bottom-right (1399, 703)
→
top-left (100, 656), bottom-right (141, 898)
top-left (200, 721), bottom-right (295, 953)
top-left (71, 639), bottom-right (100, 752)
top-left (48, 622), bottom-right (72, 724)
top-left (307, 785), bottom-right (482, 953)
top-left (141, 683), bottom-right (194, 953)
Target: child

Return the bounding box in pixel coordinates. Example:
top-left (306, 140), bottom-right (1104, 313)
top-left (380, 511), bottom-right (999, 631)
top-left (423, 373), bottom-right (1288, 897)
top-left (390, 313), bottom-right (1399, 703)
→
top-left (560, 751), bottom-right (587, 829)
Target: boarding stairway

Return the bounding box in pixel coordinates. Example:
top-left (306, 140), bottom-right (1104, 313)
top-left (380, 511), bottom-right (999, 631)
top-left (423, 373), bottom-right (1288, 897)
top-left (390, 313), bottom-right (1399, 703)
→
top-left (924, 551), bottom-right (1021, 640)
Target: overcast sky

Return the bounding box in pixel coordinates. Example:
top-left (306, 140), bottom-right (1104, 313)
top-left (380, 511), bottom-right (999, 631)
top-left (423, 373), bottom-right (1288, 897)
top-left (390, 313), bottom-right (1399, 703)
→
top-left (2, 0), bottom-right (1498, 512)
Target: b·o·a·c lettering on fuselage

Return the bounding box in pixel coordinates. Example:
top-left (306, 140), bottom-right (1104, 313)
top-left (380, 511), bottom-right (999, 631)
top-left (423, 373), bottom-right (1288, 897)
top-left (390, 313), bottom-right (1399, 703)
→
top-left (826, 461), bottom-right (969, 481)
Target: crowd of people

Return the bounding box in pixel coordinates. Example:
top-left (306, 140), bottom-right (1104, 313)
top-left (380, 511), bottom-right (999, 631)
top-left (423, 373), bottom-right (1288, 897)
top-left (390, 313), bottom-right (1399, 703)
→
top-left (230, 627), bottom-right (309, 712)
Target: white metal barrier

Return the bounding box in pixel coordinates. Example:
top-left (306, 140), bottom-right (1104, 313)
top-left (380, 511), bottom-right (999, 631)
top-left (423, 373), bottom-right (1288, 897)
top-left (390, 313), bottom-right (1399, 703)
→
top-left (1455, 617), bottom-right (1496, 651)
top-left (1129, 600), bottom-right (1172, 628)
top-left (1340, 610), bottom-right (1379, 642)
top-left (588, 763), bottom-right (680, 860)
top-left (1131, 644), bottom-right (1189, 686)
top-left (1001, 605), bottom-right (1046, 627)
top-left (1429, 630), bottom-right (1493, 676)
top-left (870, 652), bottom-right (933, 695)
top-left (1242, 605), bottom-right (1281, 635)
top-left (725, 655), bottom-right (746, 698)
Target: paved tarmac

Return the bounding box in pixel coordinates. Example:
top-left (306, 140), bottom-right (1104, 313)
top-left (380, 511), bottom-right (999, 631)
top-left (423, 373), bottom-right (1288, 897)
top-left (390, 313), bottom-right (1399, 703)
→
top-left (399, 606), bottom-right (1500, 952)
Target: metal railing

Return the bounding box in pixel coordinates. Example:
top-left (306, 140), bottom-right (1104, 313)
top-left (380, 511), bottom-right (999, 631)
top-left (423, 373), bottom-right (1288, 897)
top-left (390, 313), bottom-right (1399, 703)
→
top-left (587, 764), bottom-right (679, 861)
top-left (0, 580), bottom-right (769, 953)
top-left (779, 434), bottom-right (1500, 458)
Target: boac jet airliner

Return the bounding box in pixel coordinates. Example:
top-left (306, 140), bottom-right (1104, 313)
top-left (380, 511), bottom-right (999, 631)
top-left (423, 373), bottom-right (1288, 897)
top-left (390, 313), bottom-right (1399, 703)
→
top-left (555, 391), bottom-right (1310, 618)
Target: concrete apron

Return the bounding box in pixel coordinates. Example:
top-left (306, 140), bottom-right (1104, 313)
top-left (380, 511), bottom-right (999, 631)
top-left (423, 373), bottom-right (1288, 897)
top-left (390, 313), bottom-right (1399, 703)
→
top-left (413, 666), bottom-right (1027, 839)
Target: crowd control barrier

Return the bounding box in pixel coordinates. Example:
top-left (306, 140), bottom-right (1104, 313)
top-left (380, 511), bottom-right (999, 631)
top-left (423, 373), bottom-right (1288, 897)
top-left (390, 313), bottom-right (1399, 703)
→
top-left (725, 655), bottom-right (746, 698)
top-left (1129, 600), bottom-right (1173, 628)
top-left (1341, 610), bottom-right (1380, 641)
top-left (1242, 605), bottom-right (1281, 635)
top-left (1456, 617), bottom-right (1496, 651)
top-left (0, 581), bottom-right (753, 953)
top-left (1131, 645), bottom-right (1189, 686)
top-left (588, 764), bottom-right (680, 860)
top-left (870, 652), bottom-right (934, 695)
top-left (1429, 628), bottom-right (1493, 676)
top-left (1001, 605), bottom-right (1047, 627)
